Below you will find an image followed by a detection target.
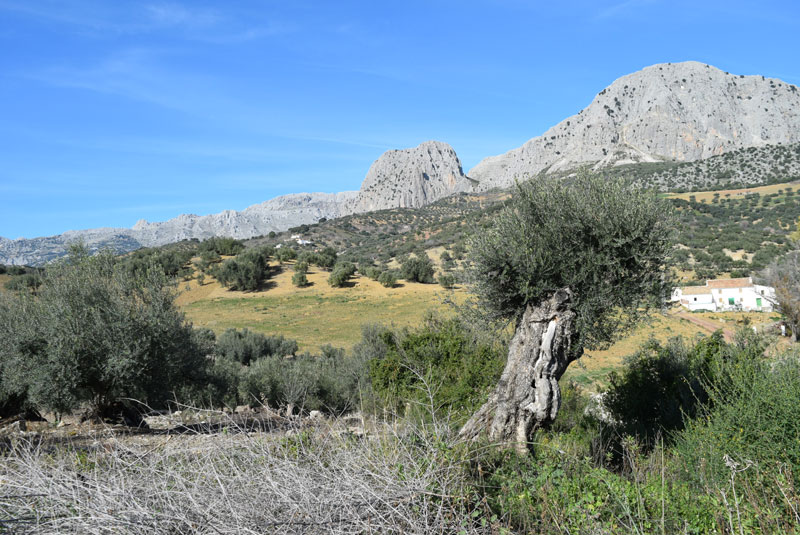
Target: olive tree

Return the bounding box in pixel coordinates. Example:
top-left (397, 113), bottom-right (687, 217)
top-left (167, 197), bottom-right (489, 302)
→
top-left (763, 250), bottom-right (800, 341)
top-left (0, 249), bottom-right (209, 418)
top-left (459, 173), bottom-right (674, 452)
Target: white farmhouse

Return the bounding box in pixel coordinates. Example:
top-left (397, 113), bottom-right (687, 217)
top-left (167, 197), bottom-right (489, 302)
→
top-left (672, 277), bottom-right (776, 312)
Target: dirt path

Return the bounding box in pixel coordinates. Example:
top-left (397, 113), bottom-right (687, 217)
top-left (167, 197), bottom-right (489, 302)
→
top-left (671, 310), bottom-right (735, 341)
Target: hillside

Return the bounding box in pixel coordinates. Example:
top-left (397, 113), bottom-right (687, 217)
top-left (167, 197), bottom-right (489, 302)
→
top-left (7, 62), bottom-right (800, 267)
top-left (470, 61), bottom-right (800, 189)
top-left (604, 141), bottom-right (800, 191)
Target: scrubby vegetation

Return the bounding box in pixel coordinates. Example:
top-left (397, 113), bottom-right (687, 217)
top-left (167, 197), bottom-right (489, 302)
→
top-left (4, 169), bottom-right (800, 533)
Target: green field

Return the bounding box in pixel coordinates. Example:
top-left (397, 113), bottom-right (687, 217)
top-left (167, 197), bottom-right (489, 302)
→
top-left (178, 260), bottom-right (760, 390)
top-left (179, 263), bottom-right (459, 353)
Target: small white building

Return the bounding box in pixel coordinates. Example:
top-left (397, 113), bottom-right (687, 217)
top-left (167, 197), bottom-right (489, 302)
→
top-left (672, 277), bottom-right (776, 312)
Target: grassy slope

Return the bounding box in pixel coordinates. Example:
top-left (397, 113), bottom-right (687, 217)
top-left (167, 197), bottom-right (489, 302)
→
top-left (668, 179), bottom-right (800, 203)
top-left (178, 262), bottom-right (460, 353)
top-left (177, 260), bottom-right (765, 390)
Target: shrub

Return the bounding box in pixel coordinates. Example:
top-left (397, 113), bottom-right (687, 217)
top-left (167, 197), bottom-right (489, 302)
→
top-left (292, 271), bottom-right (309, 287)
top-left (674, 331), bottom-right (800, 487)
top-left (198, 237), bottom-right (244, 256)
top-left (603, 333), bottom-right (722, 445)
top-left (212, 246), bottom-right (273, 291)
top-left (275, 247), bottom-right (297, 263)
top-left (366, 316), bottom-right (504, 422)
top-left (378, 270), bottom-right (397, 288)
top-left (437, 272), bottom-right (455, 289)
top-left (401, 255), bottom-right (434, 283)
top-left (0, 250), bottom-right (209, 417)
top-left (3, 273), bottom-right (42, 293)
top-left (215, 328), bottom-right (297, 365)
top-left (315, 247), bottom-right (337, 271)
top-left (328, 262), bottom-right (356, 288)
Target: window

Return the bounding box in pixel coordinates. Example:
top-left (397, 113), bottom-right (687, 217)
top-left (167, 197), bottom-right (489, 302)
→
top-left (756, 298), bottom-right (763, 308)
top-left (728, 297), bottom-right (735, 306)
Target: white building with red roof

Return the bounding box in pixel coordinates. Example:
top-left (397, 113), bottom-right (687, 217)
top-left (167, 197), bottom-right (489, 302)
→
top-left (672, 277), bottom-right (776, 312)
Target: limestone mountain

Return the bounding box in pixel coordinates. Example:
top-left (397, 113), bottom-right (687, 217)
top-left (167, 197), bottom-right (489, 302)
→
top-left (346, 141), bottom-right (475, 212)
top-left (0, 192), bottom-right (356, 266)
top-left (0, 141), bottom-right (472, 266)
top-left (470, 61), bottom-right (800, 190)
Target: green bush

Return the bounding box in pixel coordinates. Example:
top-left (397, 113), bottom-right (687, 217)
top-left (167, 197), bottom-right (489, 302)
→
top-left (378, 270), bottom-right (397, 288)
top-left (366, 317), bottom-right (504, 422)
top-left (3, 273), bottom-right (42, 293)
top-left (237, 348), bottom-right (362, 414)
top-left (603, 333), bottom-right (722, 446)
top-left (215, 328), bottom-right (298, 365)
top-left (315, 247), bottom-right (337, 271)
top-left (328, 262), bottom-right (356, 288)
top-left (212, 246), bottom-right (273, 291)
top-left (400, 255), bottom-right (435, 283)
top-left (437, 272), bottom-right (455, 289)
top-left (198, 237), bottom-right (244, 256)
top-left (292, 271), bottom-right (309, 287)
top-left (674, 331), bottom-right (800, 488)
top-left (0, 250), bottom-right (209, 416)
top-left (275, 247), bottom-right (297, 263)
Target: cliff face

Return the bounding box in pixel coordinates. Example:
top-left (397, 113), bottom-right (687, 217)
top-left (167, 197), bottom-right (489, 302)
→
top-left (470, 61), bottom-right (800, 189)
top-left (346, 141), bottom-right (475, 213)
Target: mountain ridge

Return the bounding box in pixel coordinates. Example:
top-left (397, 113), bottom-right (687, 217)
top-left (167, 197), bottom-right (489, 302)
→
top-left (5, 61), bottom-right (800, 265)
top-left (469, 61), bottom-right (800, 189)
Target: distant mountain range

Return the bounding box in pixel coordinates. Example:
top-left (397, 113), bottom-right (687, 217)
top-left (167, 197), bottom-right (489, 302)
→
top-left (3, 61), bottom-right (800, 266)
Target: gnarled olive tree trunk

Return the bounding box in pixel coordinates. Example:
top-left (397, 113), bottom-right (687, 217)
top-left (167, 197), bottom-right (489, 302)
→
top-left (459, 288), bottom-right (580, 453)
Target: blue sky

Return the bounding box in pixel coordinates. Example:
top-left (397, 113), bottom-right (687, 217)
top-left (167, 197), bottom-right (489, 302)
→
top-left (1, 1), bottom-right (798, 239)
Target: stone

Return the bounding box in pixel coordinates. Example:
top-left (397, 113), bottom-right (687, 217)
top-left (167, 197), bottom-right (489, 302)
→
top-left (345, 141), bottom-right (475, 213)
top-left (470, 61), bottom-right (800, 190)
top-left (234, 405), bottom-right (251, 414)
top-left (308, 410), bottom-right (324, 421)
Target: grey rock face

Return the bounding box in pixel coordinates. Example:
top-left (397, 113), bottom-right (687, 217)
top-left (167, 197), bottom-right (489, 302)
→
top-left (347, 141), bottom-right (475, 212)
top-left (131, 191), bottom-right (358, 247)
top-left (0, 192), bottom-right (356, 266)
top-left (470, 61), bottom-right (800, 189)
top-left (0, 142), bottom-right (473, 266)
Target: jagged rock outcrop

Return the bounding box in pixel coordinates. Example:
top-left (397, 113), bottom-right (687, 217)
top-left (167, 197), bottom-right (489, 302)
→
top-left (346, 141), bottom-right (475, 212)
top-left (470, 61), bottom-right (800, 189)
top-left (131, 192), bottom-right (357, 247)
top-left (0, 192), bottom-right (357, 266)
top-left (0, 141), bottom-right (475, 266)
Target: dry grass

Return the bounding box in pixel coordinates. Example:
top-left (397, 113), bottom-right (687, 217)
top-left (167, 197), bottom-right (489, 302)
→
top-left (179, 263), bottom-right (463, 353)
top-left (668, 180), bottom-right (800, 203)
top-left (179, 261), bottom-right (779, 385)
top-left (567, 312), bottom-right (716, 389)
top-left (0, 415), bottom-right (491, 534)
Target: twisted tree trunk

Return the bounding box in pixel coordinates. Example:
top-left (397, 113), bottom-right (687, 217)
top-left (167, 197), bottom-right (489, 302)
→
top-left (459, 288), bottom-right (580, 454)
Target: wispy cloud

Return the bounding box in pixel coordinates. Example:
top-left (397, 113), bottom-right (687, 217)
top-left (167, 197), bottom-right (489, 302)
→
top-left (145, 3), bottom-right (220, 29)
top-left (0, 0), bottom-right (291, 42)
top-left (595, 0), bottom-right (656, 19)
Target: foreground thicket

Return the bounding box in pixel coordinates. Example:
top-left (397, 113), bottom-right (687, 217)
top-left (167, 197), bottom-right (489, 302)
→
top-left (0, 249), bottom-right (208, 418)
top-left (475, 331), bottom-right (800, 534)
top-left (3, 331), bottom-right (798, 534)
top-left (0, 420), bottom-right (492, 535)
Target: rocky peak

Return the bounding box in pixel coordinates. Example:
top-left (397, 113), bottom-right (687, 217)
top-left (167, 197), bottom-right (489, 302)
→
top-left (347, 140), bottom-right (475, 212)
top-left (470, 61), bottom-right (800, 189)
